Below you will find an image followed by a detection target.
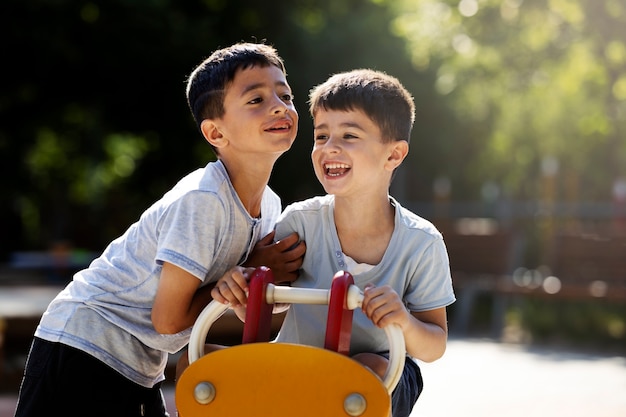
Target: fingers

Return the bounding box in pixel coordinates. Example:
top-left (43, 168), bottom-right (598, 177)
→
top-left (274, 232), bottom-right (305, 254)
top-left (244, 232), bottom-right (305, 273)
top-left (257, 230), bottom-right (276, 246)
top-left (275, 239), bottom-right (306, 265)
top-left (362, 286), bottom-right (405, 328)
top-left (270, 247), bottom-right (305, 284)
top-left (211, 268), bottom-right (250, 306)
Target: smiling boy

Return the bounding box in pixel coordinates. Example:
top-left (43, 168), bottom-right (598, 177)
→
top-left (14, 42), bottom-right (305, 417)
top-left (272, 69), bottom-right (456, 417)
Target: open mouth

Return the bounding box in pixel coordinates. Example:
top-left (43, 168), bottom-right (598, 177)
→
top-left (266, 121), bottom-right (292, 132)
top-left (324, 163), bottom-right (351, 177)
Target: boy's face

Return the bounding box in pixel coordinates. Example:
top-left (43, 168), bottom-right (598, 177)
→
top-left (311, 108), bottom-right (403, 198)
top-left (206, 65), bottom-right (298, 158)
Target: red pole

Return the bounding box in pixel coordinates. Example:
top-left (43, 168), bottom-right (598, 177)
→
top-left (242, 266), bottom-right (275, 344)
top-left (324, 271), bottom-right (354, 355)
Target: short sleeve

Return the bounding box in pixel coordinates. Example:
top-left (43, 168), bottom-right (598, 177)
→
top-left (274, 204), bottom-right (305, 242)
top-left (155, 191), bottom-right (226, 280)
top-left (404, 238), bottom-right (456, 312)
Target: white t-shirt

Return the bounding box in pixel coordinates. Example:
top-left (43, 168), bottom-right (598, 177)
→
top-left (274, 195), bottom-right (455, 356)
top-left (36, 160), bottom-right (281, 387)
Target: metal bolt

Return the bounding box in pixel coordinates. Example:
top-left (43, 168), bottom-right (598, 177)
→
top-left (344, 393), bottom-right (367, 416)
top-left (193, 382), bottom-right (216, 405)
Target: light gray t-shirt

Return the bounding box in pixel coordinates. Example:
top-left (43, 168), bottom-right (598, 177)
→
top-left (274, 195), bottom-right (455, 357)
top-left (35, 160), bottom-right (281, 387)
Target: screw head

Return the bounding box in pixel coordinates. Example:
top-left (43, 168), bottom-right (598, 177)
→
top-left (193, 382), bottom-right (216, 405)
top-left (344, 393), bottom-right (367, 416)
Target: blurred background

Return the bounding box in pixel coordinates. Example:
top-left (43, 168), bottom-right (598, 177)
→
top-left (1, 0), bottom-right (625, 412)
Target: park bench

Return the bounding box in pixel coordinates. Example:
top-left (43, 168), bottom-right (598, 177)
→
top-left (500, 234), bottom-right (626, 302)
top-left (553, 234), bottom-right (626, 300)
top-left (488, 233), bottom-right (626, 342)
top-left (444, 227), bottom-right (626, 339)
top-left (443, 230), bottom-right (522, 337)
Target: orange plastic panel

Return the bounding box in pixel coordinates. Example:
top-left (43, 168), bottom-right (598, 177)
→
top-left (176, 343), bottom-right (390, 417)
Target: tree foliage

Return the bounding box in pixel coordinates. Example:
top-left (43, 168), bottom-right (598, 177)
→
top-left (1, 0), bottom-right (623, 258)
top-left (0, 0), bottom-right (439, 255)
top-left (389, 0), bottom-right (626, 201)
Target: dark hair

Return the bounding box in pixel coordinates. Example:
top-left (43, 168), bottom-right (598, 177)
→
top-left (186, 42), bottom-right (286, 130)
top-left (308, 69), bottom-right (415, 143)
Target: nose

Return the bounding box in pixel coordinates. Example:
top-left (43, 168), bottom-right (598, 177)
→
top-left (270, 94), bottom-right (288, 115)
top-left (322, 135), bottom-right (341, 153)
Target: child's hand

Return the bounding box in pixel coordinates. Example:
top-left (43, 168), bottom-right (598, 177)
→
top-left (211, 266), bottom-right (253, 307)
top-left (244, 231), bottom-right (306, 284)
top-left (361, 284), bottom-right (411, 330)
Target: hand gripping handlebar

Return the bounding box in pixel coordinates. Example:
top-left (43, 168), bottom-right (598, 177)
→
top-left (187, 270), bottom-right (406, 394)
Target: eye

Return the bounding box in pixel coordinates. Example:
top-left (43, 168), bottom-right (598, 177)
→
top-left (343, 133), bottom-right (358, 139)
top-left (281, 93), bottom-right (294, 102)
top-left (314, 133), bottom-right (328, 141)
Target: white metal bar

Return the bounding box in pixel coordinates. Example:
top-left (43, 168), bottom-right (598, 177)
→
top-left (266, 284), bottom-right (329, 305)
top-left (187, 284), bottom-right (406, 393)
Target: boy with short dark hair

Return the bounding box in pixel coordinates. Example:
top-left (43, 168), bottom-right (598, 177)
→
top-left (273, 69), bottom-right (455, 417)
top-left (14, 42), bottom-right (304, 417)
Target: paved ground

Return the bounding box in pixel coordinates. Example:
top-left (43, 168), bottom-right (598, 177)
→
top-left (410, 338), bottom-right (626, 417)
top-left (2, 338), bottom-right (625, 416)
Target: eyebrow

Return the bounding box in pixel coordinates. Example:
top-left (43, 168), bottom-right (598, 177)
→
top-left (240, 81), bottom-right (289, 97)
top-left (314, 121), bottom-right (365, 131)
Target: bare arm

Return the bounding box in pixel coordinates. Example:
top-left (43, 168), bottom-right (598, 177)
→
top-left (404, 308), bottom-right (448, 362)
top-left (361, 285), bottom-right (448, 363)
top-left (152, 261), bottom-right (215, 334)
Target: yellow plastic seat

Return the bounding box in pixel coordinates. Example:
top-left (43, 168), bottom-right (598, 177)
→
top-left (176, 268), bottom-right (403, 417)
top-left (176, 342), bottom-right (390, 416)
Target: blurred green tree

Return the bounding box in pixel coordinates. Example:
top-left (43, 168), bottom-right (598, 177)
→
top-left (389, 0), bottom-right (626, 202)
top-left (0, 0), bottom-right (440, 255)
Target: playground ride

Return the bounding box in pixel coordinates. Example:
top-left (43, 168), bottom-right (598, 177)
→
top-left (175, 267), bottom-right (406, 417)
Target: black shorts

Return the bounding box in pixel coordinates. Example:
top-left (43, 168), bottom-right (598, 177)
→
top-left (15, 337), bottom-right (169, 417)
top-left (380, 352), bottom-right (424, 417)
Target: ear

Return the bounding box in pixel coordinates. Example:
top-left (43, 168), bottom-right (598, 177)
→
top-left (200, 119), bottom-right (228, 149)
top-left (385, 140), bottom-right (409, 172)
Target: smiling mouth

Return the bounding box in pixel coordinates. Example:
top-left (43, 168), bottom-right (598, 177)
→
top-left (324, 163), bottom-right (351, 177)
top-left (266, 121), bottom-right (292, 132)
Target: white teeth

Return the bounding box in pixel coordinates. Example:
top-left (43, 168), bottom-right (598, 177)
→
top-left (268, 122), bottom-right (290, 130)
top-left (324, 162), bottom-right (350, 177)
top-left (324, 163), bottom-right (350, 169)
